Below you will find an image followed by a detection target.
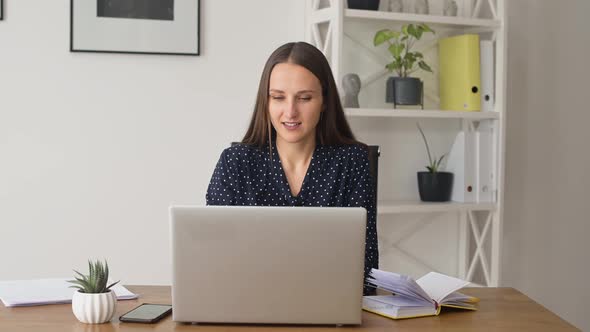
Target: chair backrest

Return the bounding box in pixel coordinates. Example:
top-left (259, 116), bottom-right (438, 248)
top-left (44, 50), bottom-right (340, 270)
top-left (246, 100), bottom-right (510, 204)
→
top-left (367, 145), bottom-right (380, 210)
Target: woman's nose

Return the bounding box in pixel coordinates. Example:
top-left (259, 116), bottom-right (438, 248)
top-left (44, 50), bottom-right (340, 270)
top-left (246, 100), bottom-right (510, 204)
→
top-left (283, 98), bottom-right (298, 118)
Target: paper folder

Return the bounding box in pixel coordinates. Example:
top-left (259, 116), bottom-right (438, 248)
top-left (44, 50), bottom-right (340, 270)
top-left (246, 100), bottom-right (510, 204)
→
top-left (480, 40), bottom-right (494, 112)
top-left (438, 34), bottom-right (481, 111)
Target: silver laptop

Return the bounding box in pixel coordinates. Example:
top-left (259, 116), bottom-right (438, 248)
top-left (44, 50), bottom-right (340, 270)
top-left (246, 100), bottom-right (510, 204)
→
top-left (170, 206), bottom-right (366, 325)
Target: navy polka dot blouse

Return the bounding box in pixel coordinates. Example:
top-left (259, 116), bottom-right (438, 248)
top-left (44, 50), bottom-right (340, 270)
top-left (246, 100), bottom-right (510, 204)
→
top-left (206, 142), bottom-right (378, 295)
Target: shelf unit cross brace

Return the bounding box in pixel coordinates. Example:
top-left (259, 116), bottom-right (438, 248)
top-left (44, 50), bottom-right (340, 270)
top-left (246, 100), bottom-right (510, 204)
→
top-left (465, 210), bottom-right (493, 285)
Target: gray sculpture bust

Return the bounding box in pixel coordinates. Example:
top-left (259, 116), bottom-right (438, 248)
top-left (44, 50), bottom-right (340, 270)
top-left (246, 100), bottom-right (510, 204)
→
top-left (443, 0), bottom-right (458, 16)
top-left (414, 0), bottom-right (429, 14)
top-left (342, 73), bottom-right (361, 108)
top-left (387, 0), bottom-right (403, 12)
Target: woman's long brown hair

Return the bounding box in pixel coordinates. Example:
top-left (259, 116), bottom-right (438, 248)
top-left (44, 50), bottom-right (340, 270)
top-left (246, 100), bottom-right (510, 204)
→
top-left (241, 42), bottom-right (362, 149)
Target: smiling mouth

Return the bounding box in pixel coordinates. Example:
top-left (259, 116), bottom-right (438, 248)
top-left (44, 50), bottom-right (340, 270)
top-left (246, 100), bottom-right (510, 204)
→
top-left (282, 122), bottom-right (302, 128)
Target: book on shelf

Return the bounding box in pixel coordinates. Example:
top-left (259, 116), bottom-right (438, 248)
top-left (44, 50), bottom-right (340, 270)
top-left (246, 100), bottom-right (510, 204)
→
top-left (362, 269), bottom-right (478, 320)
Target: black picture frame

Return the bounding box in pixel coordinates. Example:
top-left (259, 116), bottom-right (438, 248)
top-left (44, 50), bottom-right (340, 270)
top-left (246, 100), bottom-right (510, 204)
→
top-left (1, 0), bottom-right (4, 21)
top-left (70, 0), bottom-right (200, 56)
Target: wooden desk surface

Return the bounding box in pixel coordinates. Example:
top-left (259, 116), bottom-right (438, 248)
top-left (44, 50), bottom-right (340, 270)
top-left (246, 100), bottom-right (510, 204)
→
top-left (0, 286), bottom-right (577, 331)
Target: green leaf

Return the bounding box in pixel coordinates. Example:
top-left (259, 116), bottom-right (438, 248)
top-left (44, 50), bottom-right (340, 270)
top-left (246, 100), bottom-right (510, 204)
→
top-left (386, 61), bottom-right (401, 72)
top-left (73, 270), bottom-right (86, 280)
top-left (405, 59), bottom-right (416, 72)
top-left (89, 261), bottom-right (97, 293)
top-left (407, 24), bottom-right (418, 38)
top-left (437, 154), bottom-right (446, 166)
top-left (388, 43), bottom-right (404, 58)
top-left (107, 280), bottom-right (120, 291)
top-left (416, 28), bottom-right (423, 40)
top-left (417, 123), bottom-right (434, 167)
top-left (100, 260), bottom-right (109, 293)
top-left (374, 29), bottom-right (400, 46)
top-left (402, 24), bottom-right (409, 36)
top-left (419, 23), bottom-right (434, 33)
top-left (418, 61), bottom-right (433, 72)
top-left (414, 52), bottom-right (424, 58)
top-left (68, 280), bottom-right (88, 289)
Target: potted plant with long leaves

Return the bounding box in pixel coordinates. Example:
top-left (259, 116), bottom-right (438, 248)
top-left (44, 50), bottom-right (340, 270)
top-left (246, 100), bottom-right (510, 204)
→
top-left (416, 123), bottom-right (453, 201)
top-left (374, 23), bottom-right (435, 108)
top-left (68, 260), bottom-right (119, 324)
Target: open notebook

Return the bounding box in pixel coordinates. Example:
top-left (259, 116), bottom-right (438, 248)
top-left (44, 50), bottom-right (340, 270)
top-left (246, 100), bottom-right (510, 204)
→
top-left (362, 269), bottom-right (479, 319)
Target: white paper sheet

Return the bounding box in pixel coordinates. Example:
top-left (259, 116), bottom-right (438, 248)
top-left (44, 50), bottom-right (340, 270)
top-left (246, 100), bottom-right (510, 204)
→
top-left (416, 272), bottom-right (470, 303)
top-left (0, 278), bottom-right (138, 307)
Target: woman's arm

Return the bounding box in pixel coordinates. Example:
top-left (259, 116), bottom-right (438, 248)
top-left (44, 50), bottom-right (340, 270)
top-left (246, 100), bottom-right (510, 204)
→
top-left (206, 149), bottom-right (238, 206)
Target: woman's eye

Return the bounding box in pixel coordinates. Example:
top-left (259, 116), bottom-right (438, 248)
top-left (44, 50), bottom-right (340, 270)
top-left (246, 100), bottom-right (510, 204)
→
top-left (299, 97), bottom-right (312, 101)
top-left (270, 95), bottom-right (284, 100)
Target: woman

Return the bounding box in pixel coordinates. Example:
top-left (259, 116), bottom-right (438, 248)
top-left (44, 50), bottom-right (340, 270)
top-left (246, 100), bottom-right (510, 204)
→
top-left (206, 42), bottom-right (378, 295)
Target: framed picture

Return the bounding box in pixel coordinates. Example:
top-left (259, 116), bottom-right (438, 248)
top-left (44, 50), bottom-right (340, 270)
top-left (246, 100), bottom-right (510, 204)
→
top-left (1, 0), bottom-right (3, 20)
top-left (70, 0), bottom-right (200, 55)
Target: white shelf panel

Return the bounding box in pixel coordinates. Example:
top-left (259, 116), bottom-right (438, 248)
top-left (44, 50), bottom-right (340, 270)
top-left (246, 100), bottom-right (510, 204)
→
top-left (378, 200), bottom-right (496, 214)
top-left (345, 9), bottom-right (501, 30)
top-left (345, 108), bottom-right (499, 120)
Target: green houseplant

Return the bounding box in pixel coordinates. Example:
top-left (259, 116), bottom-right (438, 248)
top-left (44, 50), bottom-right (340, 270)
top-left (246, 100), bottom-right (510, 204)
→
top-left (416, 123), bottom-right (453, 202)
top-left (68, 260), bottom-right (119, 324)
top-left (374, 23), bottom-right (435, 108)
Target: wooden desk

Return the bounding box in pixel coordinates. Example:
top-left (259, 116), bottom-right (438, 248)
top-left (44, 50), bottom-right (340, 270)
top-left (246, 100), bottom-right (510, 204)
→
top-left (0, 286), bottom-right (577, 331)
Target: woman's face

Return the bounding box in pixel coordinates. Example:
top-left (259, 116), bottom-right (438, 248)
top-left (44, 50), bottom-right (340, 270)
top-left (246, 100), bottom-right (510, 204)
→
top-left (268, 62), bottom-right (323, 146)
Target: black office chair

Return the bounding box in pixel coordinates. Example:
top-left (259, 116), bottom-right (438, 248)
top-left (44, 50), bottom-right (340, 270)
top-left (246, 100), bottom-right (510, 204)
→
top-left (367, 145), bottom-right (380, 212)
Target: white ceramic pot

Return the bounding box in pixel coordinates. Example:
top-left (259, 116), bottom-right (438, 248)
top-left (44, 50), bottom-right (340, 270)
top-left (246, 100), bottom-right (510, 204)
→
top-left (72, 290), bottom-right (117, 324)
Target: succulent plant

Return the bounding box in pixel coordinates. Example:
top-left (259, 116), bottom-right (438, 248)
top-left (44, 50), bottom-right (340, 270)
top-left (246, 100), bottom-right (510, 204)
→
top-left (417, 122), bottom-right (447, 173)
top-left (68, 260), bottom-right (119, 294)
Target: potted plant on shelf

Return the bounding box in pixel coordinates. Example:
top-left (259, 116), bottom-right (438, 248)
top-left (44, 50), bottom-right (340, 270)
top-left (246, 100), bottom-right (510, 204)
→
top-left (68, 260), bottom-right (119, 324)
top-left (348, 0), bottom-right (380, 11)
top-left (416, 123), bottom-right (453, 202)
top-left (373, 23), bottom-right (435, 109)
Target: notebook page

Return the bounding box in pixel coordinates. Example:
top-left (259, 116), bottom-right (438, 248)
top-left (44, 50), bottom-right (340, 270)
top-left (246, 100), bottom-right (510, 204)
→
top-left (367, 295), bottom-right (431, 307)
top-left (416, 272), bottom-right (469, 303)
top-left (362, 297), bottom-right (437, 319)
top-left (443, 291), bottom-right (479, 303)
top-left (368, 269), bottom-right (432, 304)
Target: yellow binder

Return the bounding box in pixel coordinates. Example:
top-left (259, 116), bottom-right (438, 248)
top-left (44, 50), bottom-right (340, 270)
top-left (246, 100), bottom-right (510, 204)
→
top-left (438, 34), bottom-right (481, 111)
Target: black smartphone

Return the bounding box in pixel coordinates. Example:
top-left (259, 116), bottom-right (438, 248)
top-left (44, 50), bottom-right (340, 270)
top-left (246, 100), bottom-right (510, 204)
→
top-left (119, 303), bottom-right (172, 323)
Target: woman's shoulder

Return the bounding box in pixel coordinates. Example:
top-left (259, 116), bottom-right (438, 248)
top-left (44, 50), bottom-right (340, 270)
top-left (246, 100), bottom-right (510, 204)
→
top-left (325, 143), bottom-right (369, 160)
top-left (219, 143), bottom-right (269, 163)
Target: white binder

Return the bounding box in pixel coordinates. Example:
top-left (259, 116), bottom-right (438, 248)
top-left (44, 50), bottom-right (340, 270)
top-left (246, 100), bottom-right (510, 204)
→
top-left (480, 40), bottom-right (494, 112)
top-left (476, 122), bottom-right (495, 202)
top-left (446, 131), bottom-right (476, 203)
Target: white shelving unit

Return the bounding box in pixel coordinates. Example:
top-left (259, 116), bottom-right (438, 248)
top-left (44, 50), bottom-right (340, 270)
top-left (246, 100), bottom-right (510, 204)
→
top-left (305, 0), bottom-right (506, 287)
top-left (345, 108), bottom-right (499, 119)
top-left (378, 200), bottom-right (496, 214)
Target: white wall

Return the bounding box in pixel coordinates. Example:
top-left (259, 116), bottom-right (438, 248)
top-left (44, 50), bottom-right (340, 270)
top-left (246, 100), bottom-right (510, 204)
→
top-left (503, 1), bottom-right (590, 330)
top-left (3, 1), bottom-right (589, 329)
top-left (0, 0), bottom-right (304, 284)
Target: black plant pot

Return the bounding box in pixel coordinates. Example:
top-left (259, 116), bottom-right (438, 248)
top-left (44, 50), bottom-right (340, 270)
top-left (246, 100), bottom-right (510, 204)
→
top-left (417, 172), bottom-right (454, 202)
top-left (348, 0), bottom-right (380, 10)
top-left (386, 77), bottom-right (424, 108)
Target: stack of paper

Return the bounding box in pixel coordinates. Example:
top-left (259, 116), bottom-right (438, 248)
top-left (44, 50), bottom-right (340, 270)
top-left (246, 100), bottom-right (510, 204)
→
top-left (0, 278), bottom-right (138, 307)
